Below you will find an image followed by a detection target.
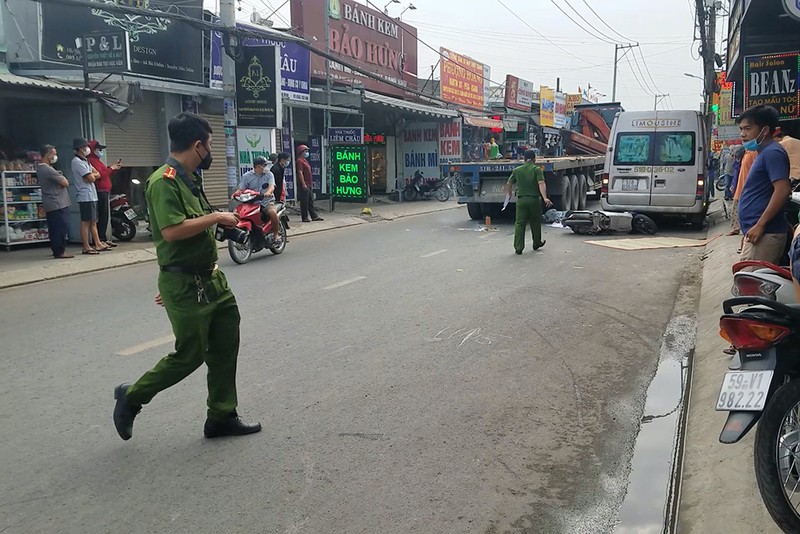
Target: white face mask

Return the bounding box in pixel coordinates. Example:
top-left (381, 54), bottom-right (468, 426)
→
top-left (51, 155), bottom-right (58, 164)
top-left (82, 147), bottom-right (91, 156)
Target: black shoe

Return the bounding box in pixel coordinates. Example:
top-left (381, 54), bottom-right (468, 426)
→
top-left (113, 383), bottom-right (141, 441)
top-left (302, 219), bottom-right (311, 223)
top-left (533, 240), bottom-right (547, 251)
top-left (515, 250), bottom-right (523, 255)
top-left (204, 413), bottom-right (262, 439)
top-left (312, 217), bottom-right (324, 222)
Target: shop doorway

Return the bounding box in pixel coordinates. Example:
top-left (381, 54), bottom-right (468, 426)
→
top-left (369, 146), bottom-right (388, 193)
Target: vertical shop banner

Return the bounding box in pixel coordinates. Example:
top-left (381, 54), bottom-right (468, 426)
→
top-left (504, 75), bottom-right (535, 112)
top-left (554, 92), bottom-right (567, 129)
top-left (540, 86), bottom-right (555, 127)
top-left (565, 94), bottom-right (583, 116)
top-left (307, 136), bottom-right (324, 195)
top-left (331, 146), bottom-right (368, 202)
top-left (41, 0), bottom-right (203, 84)
top-left (717, 71), bottom-right (735, 126)
top-left (236, 128), bottom-right (276, 177)
top-left (403, 122), bottom-right (439, 183)
top-left (440, 47), bottom-right (489, 109)
top-left (235, 46), bottom-right (282, 128)
top-left (280, 113), bottom-right (295, 200)
top-left (439, 119), bottom-right (463, 165)
top-left (744, 52), bottom-right (800, 119)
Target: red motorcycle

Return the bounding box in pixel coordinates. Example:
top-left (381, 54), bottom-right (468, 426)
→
top-left (225, 189), bottom-right (287, 265)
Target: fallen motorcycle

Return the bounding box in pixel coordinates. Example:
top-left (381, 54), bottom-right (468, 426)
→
top-left (562, 210), bottom-right (657, 235)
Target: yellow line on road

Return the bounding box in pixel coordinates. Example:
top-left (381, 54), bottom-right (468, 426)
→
top-left (116, 334), bottom-right (175, 356)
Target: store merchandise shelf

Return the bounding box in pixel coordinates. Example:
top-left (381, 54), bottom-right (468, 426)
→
top-left (5, 185), bottom-right (40, 189)
top-left (3, 200), bottom-right (43, 205)
top-left (7, 218), bottom-right (47, 223)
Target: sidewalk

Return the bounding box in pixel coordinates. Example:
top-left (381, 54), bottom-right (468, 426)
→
top-left (0, 199), bottom-right (462, 290)
top-left (677, 219), bottom-right (780, 532)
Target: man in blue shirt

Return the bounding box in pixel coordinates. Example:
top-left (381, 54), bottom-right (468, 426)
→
top-left (737, 105), bottom-right (791, 264)
top-left (232, 156), bottom-right (281, 244)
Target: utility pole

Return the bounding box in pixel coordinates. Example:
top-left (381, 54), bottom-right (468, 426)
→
top-left (696, 0), bottom-right (717, 149)
top-left (325, 1), bottom-right (334, 212)
top-left (221, 0), bottom-right (238, 202)
top-left (654, 93), bottom-right (669, 111)
top-left (612, 43), bottom-right (639, 102)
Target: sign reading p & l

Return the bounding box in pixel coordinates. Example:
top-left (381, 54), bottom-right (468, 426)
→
top-left (332, 146), bottom-right (368, 202)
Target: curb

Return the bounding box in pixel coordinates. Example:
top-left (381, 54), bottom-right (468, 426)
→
top-left (0, 203), bottom-right (463, 290)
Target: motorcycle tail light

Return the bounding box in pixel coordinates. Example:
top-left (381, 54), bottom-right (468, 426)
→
top-left (731, 274), bottom-right (780, 299)
top-left (601, 173), bottom-right (609, 195)
top-left (719, 317), bottom-right (791, 350)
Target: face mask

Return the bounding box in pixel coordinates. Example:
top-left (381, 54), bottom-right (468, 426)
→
top-left (303, 151), bottom-right (310, 158)
top-left (51, 155), bottom-right (58, 164)
top-left (95, 150), bottom-right (103, 158)
top-left (196, 145), bottom-right (213, 170)
top-left (82, 147), bottom-right (91, 156)
top-left (743, 127), bottom-right (768, 151)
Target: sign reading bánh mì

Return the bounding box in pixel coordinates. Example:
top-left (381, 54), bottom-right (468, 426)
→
top-left (744, 52), bottom-right (800, 119)
top-left (332, 146), bottom-right (368, 201)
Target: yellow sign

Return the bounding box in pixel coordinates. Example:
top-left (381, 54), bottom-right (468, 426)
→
top-left (540, 86), bottom-right (555, 127)
top-left (566, 94), bottom-right (582, 115)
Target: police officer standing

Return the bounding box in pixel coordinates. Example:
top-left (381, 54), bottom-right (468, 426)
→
top-left (504, 149), bottom-right (553, 255)
top-left (113, 113), bottom-right (261, 440)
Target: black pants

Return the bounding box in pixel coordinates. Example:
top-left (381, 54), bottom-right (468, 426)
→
top-left (97, 191), bottom-right (110, 242)
top-left (46, 207), bottom-right (69, 257)
top-left (299, 187), bottom-right (319, 221)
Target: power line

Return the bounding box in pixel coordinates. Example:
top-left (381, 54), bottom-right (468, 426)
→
top-left (624, 52), bottom-right (655, 96)
top-left (562, 0), bottom-right (622, 44)
top-left (629, 50), bottom-right (656, 96)
top-left (550, 0), bottom-right (618, 44)
top-left (635, 46), bottom-right (666, 95)
top-left (580, 0), bottom-right (632, 42)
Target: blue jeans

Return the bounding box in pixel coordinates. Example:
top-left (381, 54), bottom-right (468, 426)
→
top-left (723, 174), bottom-right (733, 199)
top-left (46, 207), bottom-right (69, 257)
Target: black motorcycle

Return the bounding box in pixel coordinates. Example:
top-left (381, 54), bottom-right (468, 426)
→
top-left (717, 296), bottom-right (800, 531)
top-left (403, 171), bottom-right (451, 202)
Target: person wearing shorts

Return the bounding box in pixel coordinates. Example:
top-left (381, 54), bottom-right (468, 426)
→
top-left (71, 137), bottom-right (109, 255)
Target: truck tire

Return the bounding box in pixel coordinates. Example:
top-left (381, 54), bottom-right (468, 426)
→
top-left (570, 175), bottom-right (580, 211)
top-left (558, 174), bottom-right (572, 211)
top-left (577, 174), bottom-right (587, 210)
top-left (467, 203), bottom-right (482, 220)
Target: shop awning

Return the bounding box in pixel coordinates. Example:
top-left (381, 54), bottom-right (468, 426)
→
top-left (463, 116), bottom-right (504, 129)
top-left (363, 91), bottom-right (458, 119)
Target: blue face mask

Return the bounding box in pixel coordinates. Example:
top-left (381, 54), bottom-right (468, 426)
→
top-left (95, 150), bottom-right (104, 158)
top-left (742, 127), bottom-right (767, 151)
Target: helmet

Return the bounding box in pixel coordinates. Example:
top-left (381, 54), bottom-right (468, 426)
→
top-left (252, 156), bottom-right (268, 167)
top-left (296, 144), bottom-right (309, 156)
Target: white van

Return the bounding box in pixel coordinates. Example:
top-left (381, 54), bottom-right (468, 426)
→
top-left (601, 110), bottom-right (709, 226)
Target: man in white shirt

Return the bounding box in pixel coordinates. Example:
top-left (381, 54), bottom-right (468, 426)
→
top-left (71, 137), bottom-right (109, 254)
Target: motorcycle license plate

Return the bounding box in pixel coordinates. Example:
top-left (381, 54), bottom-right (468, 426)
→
top-left (124, 208), bottom-right (137, 220)
top-left (715, 370), bottom-right (773, 411)
top-left (621, 179), bottom-right (639, 191)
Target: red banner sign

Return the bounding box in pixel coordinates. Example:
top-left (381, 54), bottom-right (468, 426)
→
top-left (440, 47), bottom-right (488, 109)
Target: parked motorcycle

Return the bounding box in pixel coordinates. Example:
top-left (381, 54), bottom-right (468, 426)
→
top-left (225, 189), bottom-right (287, 265)
top-left (717, 295), bottom-right (800, 531)
top-left (403, 171), bottom-right (451, 202)
top-left (110, 193), bottom-right (137, 241)
top-left (731, 260), bottom-right (797, 304)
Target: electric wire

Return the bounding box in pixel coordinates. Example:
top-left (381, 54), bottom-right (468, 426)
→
top-left (580, 0), bottom-right (632, 42)
top-left (550, 0), bottom-right (618, 44)
top-left (562, 0), bottom-right (623, 44)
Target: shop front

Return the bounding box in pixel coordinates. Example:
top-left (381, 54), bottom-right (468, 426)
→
top-left (461, 115), bottom-right (505, 162)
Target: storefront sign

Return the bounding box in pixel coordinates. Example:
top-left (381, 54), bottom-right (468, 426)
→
top-left (331, 146), bottom-right (368, 201)
top-left (439, 119), bottom-right (462, 165)
top-left (565, 94), bottom-right (583, 116)
top-left (504, 74), bottom-right (534, 112)
top-left (403, 122), bottom-right (439, 183)
top-left (235, 46), bottom-right (282, 128)
top-left (41, 0), bottom-right (203, 84)
top-left (554, 91), bottom-right (567, 129)
top-left (307, 136), bottom-right (324, 195)
top-left (440, 47), bottom-right (490, 109)
top-left (540, 86), bottom-right (555, 127)
top-left (210, 23), bottom-right (311, 101)
top-left (329, 127), bottom-right (364, 144)
top-left (280, 112), bottom-right (295, 200)
top-left (236, 128), bottom-right (276, 179)
top-left (290, 0), bottom-right (418, 97)
top-left (744, 52), bottom-right (800, 119)
top-left (83, 30), bottom-right (130, 73)
top-left (364, 133), bottom-right (387, 145)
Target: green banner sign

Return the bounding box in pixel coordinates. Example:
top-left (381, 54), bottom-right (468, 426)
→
top-left (332, 146), bottom-right (368, 202)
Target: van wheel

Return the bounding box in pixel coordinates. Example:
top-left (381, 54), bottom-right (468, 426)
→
top-left (690, 213), bottom-right (706, 230)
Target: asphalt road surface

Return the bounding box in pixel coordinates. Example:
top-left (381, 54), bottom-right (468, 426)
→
top-left (0, 208), bottom-right (701, 533)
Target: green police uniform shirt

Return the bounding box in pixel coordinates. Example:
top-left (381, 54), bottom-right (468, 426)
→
top-left (146, 163), bottom-right (218, 268)
top-left (508, 163), bottom-right (545, 197)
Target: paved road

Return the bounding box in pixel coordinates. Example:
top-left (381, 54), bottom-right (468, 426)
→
top-left (0, 209), bottom-right (699, 533)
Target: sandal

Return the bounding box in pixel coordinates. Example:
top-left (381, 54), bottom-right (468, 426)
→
top-left (104, 241), bottom-right (118, 248)
top-left (82, 249), bottom-right (99, 255)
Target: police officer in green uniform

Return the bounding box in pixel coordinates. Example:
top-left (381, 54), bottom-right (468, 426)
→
top-left (112, 113), bottom-right (261, 440)
top-left (505, 149), bottom-right (553, 255)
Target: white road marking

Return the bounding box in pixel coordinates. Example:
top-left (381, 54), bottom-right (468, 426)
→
top-left (324, 276), bottom-right (367, 290)
top-left (116, 334), bottom-right (175, 356)
top-left (420, 249), bottom-right (448, 258)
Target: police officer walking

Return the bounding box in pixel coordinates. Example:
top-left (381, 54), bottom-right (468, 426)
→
top-left (113, 113), bottom-right (261, 440)
top-left (504, 149), bottom-right (553, 255)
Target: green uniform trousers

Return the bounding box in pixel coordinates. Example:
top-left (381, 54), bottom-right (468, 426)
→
top-left (514, 196), bottom-right (543, 253)
top-left (126, 269), bottom-right (240, 421)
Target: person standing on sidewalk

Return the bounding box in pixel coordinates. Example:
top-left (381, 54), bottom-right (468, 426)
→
top-left (504, 149), bottom-right (553, 255)
top-left (271, 152), bottom-right (290, 202)
top-left (295, 144), bottom-right (323, 223)
top-left (87, 140), bottom-right (121, 249)
top-left (36, 145), bottom-right (73, 259)
top-left (71, 138), bottom-right (109, 255)
top-left (736, 105), bottom-right (792, 264)
top-left (112, 112), bottom-right (261, 441)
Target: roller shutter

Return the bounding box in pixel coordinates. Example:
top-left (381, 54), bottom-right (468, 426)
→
top-left (200, 114), bottom-right (229, 209)
top-left (105, 91), bottom-right (163, 167)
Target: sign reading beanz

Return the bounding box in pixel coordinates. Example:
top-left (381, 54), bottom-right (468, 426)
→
top-left (332, 146), bottom-right (368, 202)
top-left (744, 52), bottom-right (800, 119)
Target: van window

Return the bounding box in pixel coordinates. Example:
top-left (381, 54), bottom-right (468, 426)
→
top-left (655, 132), bottom-right (695, 165)
top-left (615, 134), bottom-right (652, 165)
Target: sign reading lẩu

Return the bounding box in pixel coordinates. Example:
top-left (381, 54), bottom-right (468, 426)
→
top-left (235, 46), bottom-right (282, 128)
top-left (744, 52), bottom-right (800, 119)
top-left (332, 146), bottom-right (368, 201)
